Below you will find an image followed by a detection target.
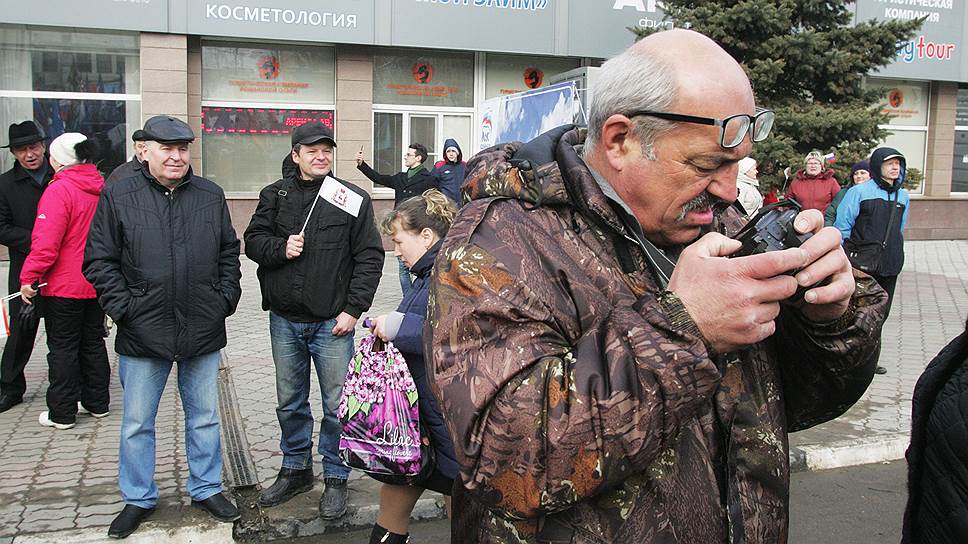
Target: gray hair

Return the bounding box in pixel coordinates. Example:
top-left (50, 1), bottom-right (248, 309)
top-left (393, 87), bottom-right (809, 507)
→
top-left (584, 46), bottom-right (679, 160)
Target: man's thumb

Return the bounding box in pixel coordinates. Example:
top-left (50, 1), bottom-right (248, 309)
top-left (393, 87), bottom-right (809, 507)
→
top-left (691, 232), bottom-right (742, 258)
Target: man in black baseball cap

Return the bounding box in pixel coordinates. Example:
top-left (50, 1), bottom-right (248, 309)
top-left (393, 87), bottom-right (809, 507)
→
top-left (244, 120), bottom-right (383, 517)
top-left (85, 113), bottom-right (243, 537)
top-left (0, 120), bottom-right (53, 413)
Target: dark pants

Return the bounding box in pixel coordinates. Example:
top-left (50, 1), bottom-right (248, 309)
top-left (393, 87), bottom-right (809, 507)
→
top-left (0, 263), bottom-right (40, 398)
top-left (44, 297), bottom-right (110, 424)
top-left (871, 273), bottom-right (899, 320)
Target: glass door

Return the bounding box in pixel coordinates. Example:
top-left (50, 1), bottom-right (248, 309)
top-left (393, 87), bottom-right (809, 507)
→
top-left (410, 115), bottom-right (437, 166)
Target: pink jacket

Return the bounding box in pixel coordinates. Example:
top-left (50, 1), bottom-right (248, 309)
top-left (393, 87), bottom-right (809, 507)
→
top-left (21, 163), bottom-right (104, 299)
top-left (786, 168), bottom-right (841, 213)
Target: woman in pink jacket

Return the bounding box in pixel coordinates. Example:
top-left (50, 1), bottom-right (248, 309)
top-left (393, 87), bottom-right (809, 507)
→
top-left (20, 133), bottom-right (109, 430)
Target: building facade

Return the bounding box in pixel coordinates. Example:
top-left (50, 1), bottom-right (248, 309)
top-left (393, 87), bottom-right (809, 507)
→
top-left (2, 0), bottom-right (966, 241)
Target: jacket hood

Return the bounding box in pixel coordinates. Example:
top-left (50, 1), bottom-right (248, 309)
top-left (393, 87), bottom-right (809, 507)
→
top-left (443, 138), bottom-right (463, 163)
top-left (53, 163), bottom-right (104, 196)
top-left (463, 125), bottom-right (575, 207)
top-left (282, 153), bottom-right (298, 179)
top-left (869, 147), bottom-right (906, 193)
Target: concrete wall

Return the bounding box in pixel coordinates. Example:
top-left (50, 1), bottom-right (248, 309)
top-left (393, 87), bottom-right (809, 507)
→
top-left (140, 34), bottom-right (188, 122)
top-left (923, 81), bottom-right (958, 197)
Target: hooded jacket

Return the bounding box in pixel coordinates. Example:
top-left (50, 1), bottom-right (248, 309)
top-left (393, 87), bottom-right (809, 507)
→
top-left (431, 138), bottom-right (467, 205)
top-left (824, 160), bottom-right (870, 227)
top-left (20, 163), bottom-right (103, 298)
top-left (429, 126), bottom-right (888, 543)
top-left (786, 167), bottom-right (840, 213)
top-left (834, 147), bottom-right (910, 276)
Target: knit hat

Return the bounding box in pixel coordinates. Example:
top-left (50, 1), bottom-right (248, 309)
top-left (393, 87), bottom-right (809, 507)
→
top-left (737, 157), bottom-right (757, 176)
top-left (849, 159), bottom-right (871, 179)
top-left (48, 132), bottom-right (88, 167)
top-left (804, 150), bottom-right (824, 167)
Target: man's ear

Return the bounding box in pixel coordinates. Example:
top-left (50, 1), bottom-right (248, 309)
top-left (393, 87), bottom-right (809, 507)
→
top-left (599, 114), bottom-right (636, 172)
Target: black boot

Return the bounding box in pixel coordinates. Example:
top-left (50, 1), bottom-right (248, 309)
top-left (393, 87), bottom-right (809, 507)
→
top-left (259, 467), bottom-right (315, 507)
top-left (369, 523), bottom-right (410, 543)
top-left (192, 492), bottom-right (241, 522)
top-left (319, 477), bottom-right (348, 519)
top-left (108, 504), bottom-right (154, 539)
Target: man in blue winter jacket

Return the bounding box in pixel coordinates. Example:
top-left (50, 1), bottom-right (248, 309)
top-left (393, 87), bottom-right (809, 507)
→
top-left (835, 146), bottom-right (910, 374)
top-left (430, 138), bottom-right (466, 206)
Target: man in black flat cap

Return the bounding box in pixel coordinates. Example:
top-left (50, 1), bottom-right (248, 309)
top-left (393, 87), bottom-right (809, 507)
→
top-left (83, 115), bottom-right (243, 539)
top-left (243, 121), bottom-right (383, 518)
top-left (105, 129), bottom-right (148, 184)
top-left (0, 120), bottom-right (53, 413)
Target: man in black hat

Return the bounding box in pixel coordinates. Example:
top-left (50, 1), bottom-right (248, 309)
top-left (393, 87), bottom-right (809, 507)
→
top-left (105, 129), bottom-right (148, 184)
top-left (244, 121), bottom-right (383, 517)
top-left (83, 115), bottom-right (243, 538)
top-left (0, 120), bottom-right (53, 413)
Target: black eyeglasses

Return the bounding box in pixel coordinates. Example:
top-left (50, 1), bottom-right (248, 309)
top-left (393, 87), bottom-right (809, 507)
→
top-left (626, 107), bottom-right (775, 149)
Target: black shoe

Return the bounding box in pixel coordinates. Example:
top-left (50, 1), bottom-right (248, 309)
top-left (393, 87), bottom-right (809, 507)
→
top-left (369, 523), bottom-right (410, 544)
top-left (874, 365), bottom-right (888, 375)
top-left (108, 504), bottom-right (154, 539)
top-left (319, 477), bottom-right (348, 519)
top-left (0, 393), bottom-right (23, 413)
top-left (259, 467), bottom-right (315, 507)
top-left (192, 492), bottom-right (241, 522)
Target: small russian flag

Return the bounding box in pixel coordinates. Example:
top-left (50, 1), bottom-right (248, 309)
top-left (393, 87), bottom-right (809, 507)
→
top-left (823, 152), bottom-right (837, 164)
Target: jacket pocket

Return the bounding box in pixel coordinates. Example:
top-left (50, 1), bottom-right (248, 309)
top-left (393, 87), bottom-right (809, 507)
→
top-left (310, 213), bottom-right (349, 249)
top-left (124, 280), bottom-right (147, 321)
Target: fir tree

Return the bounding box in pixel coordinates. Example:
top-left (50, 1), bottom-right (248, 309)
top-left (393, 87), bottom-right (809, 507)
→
top-left (633, 1), bottom-right (923, 190)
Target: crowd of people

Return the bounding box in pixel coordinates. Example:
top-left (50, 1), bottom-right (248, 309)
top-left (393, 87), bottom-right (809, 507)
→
top-left (0, 27), bottom-right (956, 544)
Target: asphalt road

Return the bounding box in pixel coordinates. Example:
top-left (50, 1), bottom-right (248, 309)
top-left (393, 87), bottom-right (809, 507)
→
top-left (306, 461), bottom-right (909, 543)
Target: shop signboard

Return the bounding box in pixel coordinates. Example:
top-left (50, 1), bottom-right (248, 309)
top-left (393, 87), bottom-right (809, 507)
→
top-left (0, 0), bottom-right (169, 32)
top-left (855, 0), bottom-right (966, 82)
top-left (186, 0), bottom-right (374, 45)
top-left (568, 0), bottom-right (671, 59)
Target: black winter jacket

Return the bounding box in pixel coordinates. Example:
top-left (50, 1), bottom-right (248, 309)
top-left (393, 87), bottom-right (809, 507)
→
top-left (83, 167), bottom-right (242, 362)
top-left (357, 161), bottom-right (437, 207)
top-left (105, 158), bottom-right (142, 184)
top-left (243, 174), bottom-right (383, 322)
top-left (903, 323), bottom-right (968, 543)
top-left (0, 160), bottom-right (52, 271)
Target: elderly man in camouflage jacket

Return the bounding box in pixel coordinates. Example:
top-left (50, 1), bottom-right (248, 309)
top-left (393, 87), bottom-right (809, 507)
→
top-left (427, 30), bottom-right (887, 544)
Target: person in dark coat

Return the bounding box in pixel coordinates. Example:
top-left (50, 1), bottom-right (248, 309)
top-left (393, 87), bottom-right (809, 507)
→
top-left (105, 129), bottom-right (147, 184)
top-left (367, 189), bottom-right (459, 544)
top-left (244, 122), bottom-right (384, 520)
top-left (83, 115), bottom-right (243, 538)
top-left (0, 120), bottom-right (52, 413)
top-left (430, 138), bottom-right (466, 206)
top-left (824, 159), bottom-right (870, 227)
top-left (355, 143), bottom-right (438, 295)
top-left (902, 316), bottom-right (968, 544)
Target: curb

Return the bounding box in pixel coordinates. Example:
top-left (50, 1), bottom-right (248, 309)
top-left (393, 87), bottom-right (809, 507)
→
top-left (790, 432), bottom-right (909, 473)
top-left (13, 524), bottom-right (233, 544)
top-left (257, 496), bottom-right (444, 540)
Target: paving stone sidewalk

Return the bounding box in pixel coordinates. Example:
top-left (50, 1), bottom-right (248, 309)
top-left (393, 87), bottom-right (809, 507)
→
top-left (0, 240), bottom-right (966, 541)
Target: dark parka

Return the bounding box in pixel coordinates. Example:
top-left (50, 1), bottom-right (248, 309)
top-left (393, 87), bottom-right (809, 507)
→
top-left (431, 138), bottom-right (467, 205)
top-left (83, 165), bottom-right (242, 362)
top-left (429, 126), bottom-right (888, 544)
top-left (357, 160), bottom-right (437, 207)
top-left (902, 321), bottom-right (968, 544)
top-left (243, 172), bottom-right (384, 322)
top-left (0, 159), bottom-right (52, 275)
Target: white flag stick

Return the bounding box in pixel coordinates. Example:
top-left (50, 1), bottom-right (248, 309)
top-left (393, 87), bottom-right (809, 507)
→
top-left (3, 282), bottom-right (47, 301)
top-left (300, 193), bottom-right (322, 236)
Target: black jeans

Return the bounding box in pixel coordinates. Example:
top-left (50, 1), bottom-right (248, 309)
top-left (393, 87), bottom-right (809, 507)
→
top-left (871, 273), bottom-right (899, 320)
top-left (44, 297), bottom-right (110, 424)
top-left (0, 263), bottom-right (41, 398)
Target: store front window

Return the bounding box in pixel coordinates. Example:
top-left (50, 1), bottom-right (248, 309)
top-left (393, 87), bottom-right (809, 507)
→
top-left (200, 41), bottom-right (335, 194)
top-left (953, 86), bottom-right (968, 194)
top-left (867, 77), bottom-right (929, 194)
top-left (372, 49), bottom-right (474, 192)
top-left (483, 53), bottom-right (581, 99)
top-left (0, 25), bottom-right (140, 174)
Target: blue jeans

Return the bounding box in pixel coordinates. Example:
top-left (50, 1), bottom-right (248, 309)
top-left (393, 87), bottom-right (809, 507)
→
top-left (118, 351), bottom-right (223, 508)
top-left (398, 257), bottom-right (412, 296)
top-left (269, 312), bottom-right (354, 479)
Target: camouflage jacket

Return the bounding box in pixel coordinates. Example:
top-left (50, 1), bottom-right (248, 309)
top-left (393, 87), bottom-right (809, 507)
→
top-left (427, 126), bottom-right (888, 543)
